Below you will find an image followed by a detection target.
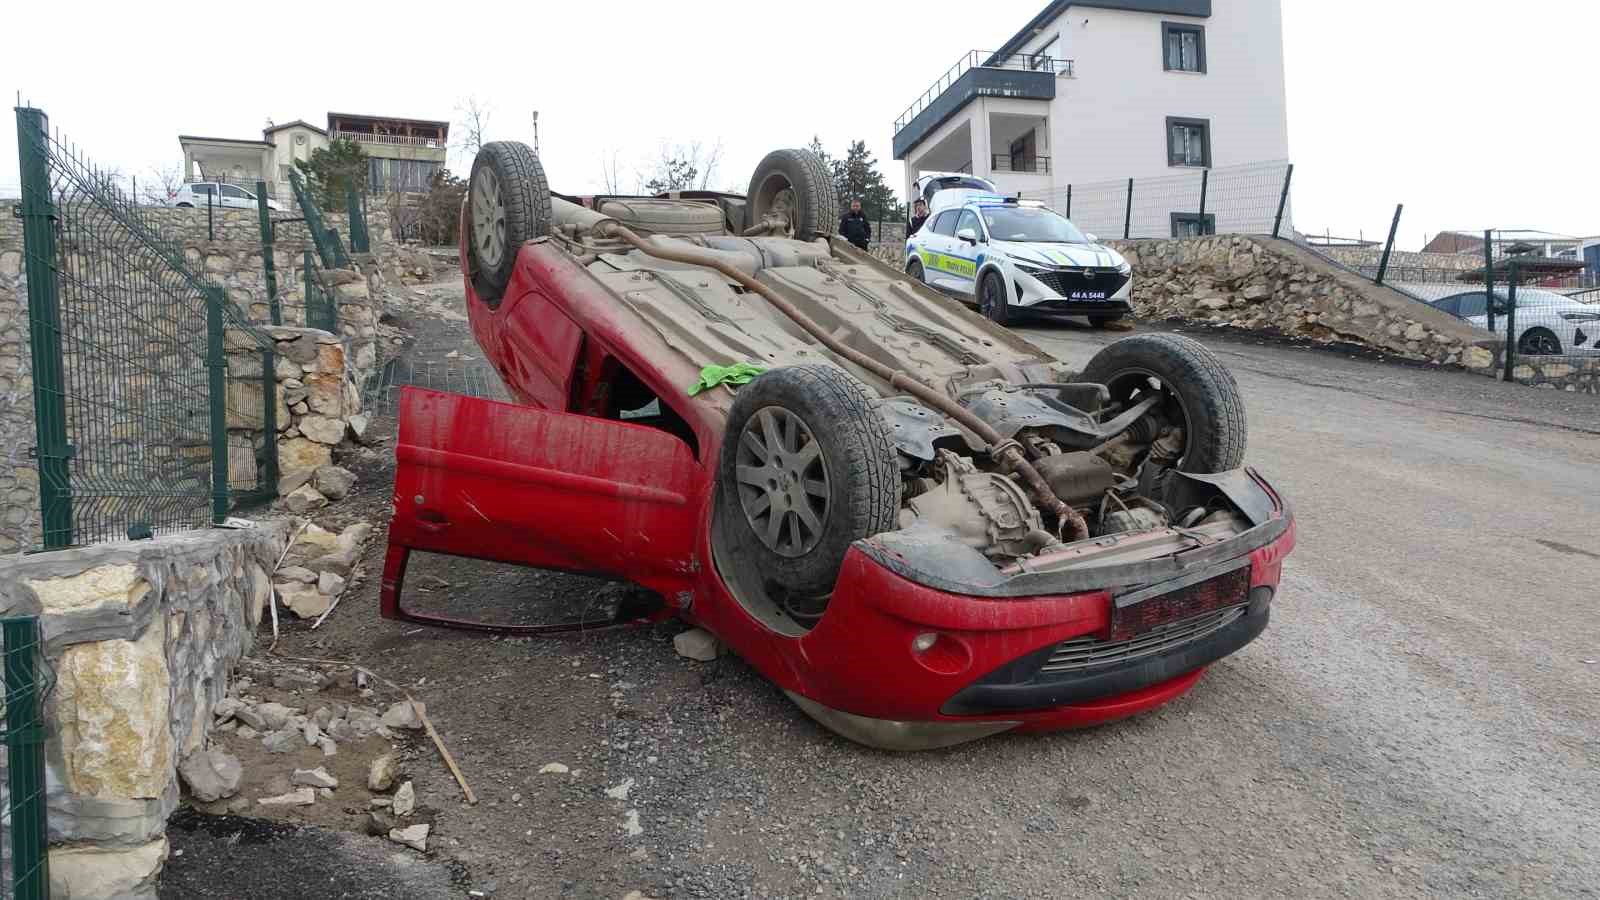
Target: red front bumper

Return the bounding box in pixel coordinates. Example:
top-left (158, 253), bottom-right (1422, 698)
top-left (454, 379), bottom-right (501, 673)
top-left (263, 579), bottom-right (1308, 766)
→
top-left (753, 519), bottom-right (1296, 749)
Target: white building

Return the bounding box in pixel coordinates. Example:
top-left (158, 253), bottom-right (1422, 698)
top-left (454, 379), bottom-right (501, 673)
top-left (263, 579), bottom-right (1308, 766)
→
top-left (894, 0), bottom-right (1290, 238)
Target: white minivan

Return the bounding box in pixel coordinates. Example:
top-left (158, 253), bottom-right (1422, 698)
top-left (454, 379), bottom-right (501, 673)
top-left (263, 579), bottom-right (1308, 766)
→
top-left (168, 182), bottom-right (282, 211)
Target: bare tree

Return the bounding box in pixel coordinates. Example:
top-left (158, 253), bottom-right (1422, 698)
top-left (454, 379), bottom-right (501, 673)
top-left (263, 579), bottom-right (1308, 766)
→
top-left (140, 163), bottom-right (184, 205)
top-left (600, 149), bottom-right (624, 194)
top-left (637, 140), bottom-right (726, 194)
top-left (455, 96), bottom-right (494, 156)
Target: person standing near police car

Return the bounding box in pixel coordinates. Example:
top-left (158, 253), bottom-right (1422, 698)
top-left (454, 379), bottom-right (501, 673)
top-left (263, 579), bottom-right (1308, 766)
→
top-left (839, 199), bottom-right (872, 251)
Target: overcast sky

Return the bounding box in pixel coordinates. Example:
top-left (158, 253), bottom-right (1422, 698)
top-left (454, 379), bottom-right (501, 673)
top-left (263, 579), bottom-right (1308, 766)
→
top-left (2, 1), bottom-right (1594, 250)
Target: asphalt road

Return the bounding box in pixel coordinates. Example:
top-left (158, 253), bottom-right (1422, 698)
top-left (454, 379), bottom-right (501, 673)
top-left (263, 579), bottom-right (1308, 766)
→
top-left (168, 288), bottom-right (1600, 899)
top-left (1011, 321), bottom-right (1600, 898)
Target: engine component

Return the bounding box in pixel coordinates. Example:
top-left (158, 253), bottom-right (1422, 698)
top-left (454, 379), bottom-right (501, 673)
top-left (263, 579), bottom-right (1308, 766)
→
top-left (1100, 505), bottom-right (1169, 536)
top-left (1034, 452), bottom-right (1116, 507)
top-left (899, 452), bottom-right (1052, 559)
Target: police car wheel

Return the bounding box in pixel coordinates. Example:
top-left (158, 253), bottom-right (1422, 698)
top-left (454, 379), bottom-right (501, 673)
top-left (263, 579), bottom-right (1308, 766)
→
top-left (979, 271), bottom-right (1010, 325)
top-left (906, 258), bottom-right (925, 283)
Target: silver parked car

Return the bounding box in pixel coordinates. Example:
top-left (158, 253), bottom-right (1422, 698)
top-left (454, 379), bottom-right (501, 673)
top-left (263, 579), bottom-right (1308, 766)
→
top-left (167, 181), bottom-right (282, 211)
top-left (1428, 288), bottom-right (1600, 356)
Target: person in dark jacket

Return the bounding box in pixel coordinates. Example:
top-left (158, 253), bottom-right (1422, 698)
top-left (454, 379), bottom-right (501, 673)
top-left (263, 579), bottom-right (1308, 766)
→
top-left (907, 199), bottom-right (930, 236)
top-left (839, 199), bottom-right (872, 251)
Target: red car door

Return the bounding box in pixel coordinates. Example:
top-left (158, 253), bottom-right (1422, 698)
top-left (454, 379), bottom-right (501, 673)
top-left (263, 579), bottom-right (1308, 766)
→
top-left (382, 387), bottom-right (704, 632)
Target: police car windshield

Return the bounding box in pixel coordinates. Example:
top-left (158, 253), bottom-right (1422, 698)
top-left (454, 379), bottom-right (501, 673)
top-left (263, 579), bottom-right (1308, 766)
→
top-left (981, 207), bottom-right (1088, 243)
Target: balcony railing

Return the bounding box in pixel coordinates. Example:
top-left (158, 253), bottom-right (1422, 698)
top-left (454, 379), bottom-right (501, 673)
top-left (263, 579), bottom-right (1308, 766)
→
top-left (333, 130), bottom-right (445, 149)
top-left (895, 50), bottom-right (1070, 133)
top-left (992, 155), bottom-right (1051, 174)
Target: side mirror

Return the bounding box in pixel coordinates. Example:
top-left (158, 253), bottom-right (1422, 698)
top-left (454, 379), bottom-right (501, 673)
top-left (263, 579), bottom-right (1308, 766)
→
top-left (956, 227), bottom-right (979, 245)
top-left (1084, 232), bottom-right (1099, 243)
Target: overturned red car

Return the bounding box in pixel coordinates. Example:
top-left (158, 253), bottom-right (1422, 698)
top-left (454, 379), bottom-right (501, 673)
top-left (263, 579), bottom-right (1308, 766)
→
top-left (381, 142), bottom-right (1296, 750)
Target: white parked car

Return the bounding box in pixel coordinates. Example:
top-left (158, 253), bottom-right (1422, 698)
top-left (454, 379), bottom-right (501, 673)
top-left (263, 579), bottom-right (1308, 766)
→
top-left (1428, 288), bottom-right (1600, 356)
top-left (905, 190), bottom-right (1132, 327)
top-left (168, 182), bottom-right (282, 212)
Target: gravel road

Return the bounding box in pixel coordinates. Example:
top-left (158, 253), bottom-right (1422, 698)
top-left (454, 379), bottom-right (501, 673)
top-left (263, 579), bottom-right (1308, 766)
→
top-left (164, 283), bottom-right (1600, 899)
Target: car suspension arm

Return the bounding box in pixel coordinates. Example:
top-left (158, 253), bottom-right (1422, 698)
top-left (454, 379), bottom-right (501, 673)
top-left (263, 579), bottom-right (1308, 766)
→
top-left (593, 221), bottom-right (1090, 541)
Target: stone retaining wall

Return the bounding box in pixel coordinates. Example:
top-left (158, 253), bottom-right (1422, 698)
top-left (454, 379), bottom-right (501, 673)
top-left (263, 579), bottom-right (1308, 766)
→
top-left (1, 250), bottom-right (36, 555)
top-left (222, 324), bottom-right (366, 496)
top-left (1508, 356), bottom-right (1600, 393)
top-left (1107, 235), bottom-right (1503, 372)
top-left (0, 522), bottom-right (289, 897)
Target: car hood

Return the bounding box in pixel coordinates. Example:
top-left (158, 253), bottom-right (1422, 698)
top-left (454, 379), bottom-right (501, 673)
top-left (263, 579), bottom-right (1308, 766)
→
top-left (991, 240), bottom-right (1125, 270)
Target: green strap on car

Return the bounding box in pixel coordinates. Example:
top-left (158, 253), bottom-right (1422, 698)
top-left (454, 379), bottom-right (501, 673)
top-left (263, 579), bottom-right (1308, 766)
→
top-left (689, 362), bottom-right (767, 396)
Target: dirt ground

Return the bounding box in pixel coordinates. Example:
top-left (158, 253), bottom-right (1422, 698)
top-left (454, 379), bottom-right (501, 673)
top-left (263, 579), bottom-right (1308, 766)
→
top-left (162, 270), bottom-right (1600, 899)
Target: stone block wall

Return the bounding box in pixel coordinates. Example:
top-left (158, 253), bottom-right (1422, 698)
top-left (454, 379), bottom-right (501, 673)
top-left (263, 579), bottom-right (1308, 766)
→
top-left (0, 522), bottom-right (289, 897)
top-left (1507, 357), bottom-right (1600, 393)
top-left (1, 246), bottom-right (38, 554)
top-left (1107, 235), bottom-right (1503, 372)
top-left (222, 324), bottom-right (366, 499)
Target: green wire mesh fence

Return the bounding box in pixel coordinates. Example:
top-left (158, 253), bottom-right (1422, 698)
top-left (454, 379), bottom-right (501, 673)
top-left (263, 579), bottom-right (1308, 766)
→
top-left (15, 105), bottom-right (278, 549)
top-left (1, 616), bottom-right (53, 900)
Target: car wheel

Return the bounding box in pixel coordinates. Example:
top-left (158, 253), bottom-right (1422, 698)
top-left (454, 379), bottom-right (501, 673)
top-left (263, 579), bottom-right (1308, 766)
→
top-left (176, 203), bottom-right (193, 208)
top-left (746, 149), bottom-right (836, 241)
top-left (979, 271), bottom-right (1010, 325)
top-left (1078, 333), bottom-right (1246, 474)
top-left (467, 141), bottom-right (552, 307)
top-left (718, 365), bottom-right (899, 606)
top-left (906, 258), bottom-right (926, 283)
top-left (1088, 314), bottom-right (1124, 329)
top-left (1518, 327), bottom-right (1562, 356)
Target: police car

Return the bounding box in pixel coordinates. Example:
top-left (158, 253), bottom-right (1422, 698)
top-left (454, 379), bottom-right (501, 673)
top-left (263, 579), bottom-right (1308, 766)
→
top-left (905, 188), bottom-right (1132, 327)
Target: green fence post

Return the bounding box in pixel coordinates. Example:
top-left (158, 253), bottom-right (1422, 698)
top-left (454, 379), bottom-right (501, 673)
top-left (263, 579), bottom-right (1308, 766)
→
top-left (1483, 229), bottom-right (1497, 333)
top-left (1123, 177), bottom-right (1133, 240)
top-left (326, 226), bottom-right (352, 269)
top-left (207, 188), bottom-right (215, 241)
top-left (1065, 184), bottom-right (1072, 220)
top-left (5, 616), bottom-right (51, 900)
top-left (205, 286), bottom-right (229, 524)
top-left (1197, 168), bottom-right (1209, 233)
top-left (258, 180), bottom-right (281, 325)
top-left (288, 169), bottom-right (338, 269)
top-left (1375, 203), bottom-right (1403, 286)
top-left (346, 185), bottom-right (371, 254)
top-left (1272, 163), bottom-right (1294, 239)
top-left (1502, 263), bottom-right (1519, 382)
top-left (260, 345), bottom-right (279, 498)
top-left (15, 107), bottom-right (75, 549)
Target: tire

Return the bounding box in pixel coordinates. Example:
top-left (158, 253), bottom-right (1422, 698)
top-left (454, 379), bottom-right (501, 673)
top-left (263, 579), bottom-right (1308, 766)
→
top-left (467, 141), bottom-right (552, 306)
top-left (1518, 327), bottom-right (1562, 356)
top-left (597, 198), bottom-right (723, 236)
top-left (979, 270), bottom-right (1011, 325)
top-left (176, 203), bottom-right (194, 208)
top-left (746, 149), bottom-right (837, 240)
top-left (718, 365), bottom-right (898, 599)
top-left (906, 258), bottom-right (926, 283)
top-left (1079, 333), bottom-right (1246, 473)
top-left (1088, 314), bottom-right (1124, 329)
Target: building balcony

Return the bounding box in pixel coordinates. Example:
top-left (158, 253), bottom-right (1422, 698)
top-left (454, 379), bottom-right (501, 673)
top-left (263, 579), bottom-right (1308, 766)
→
top-left (892, 50), bottom-right (1065, 160)
top-left (334, 130), bottom-right (445, 150)
top-left (992, 154), bottom-right (1051, 174)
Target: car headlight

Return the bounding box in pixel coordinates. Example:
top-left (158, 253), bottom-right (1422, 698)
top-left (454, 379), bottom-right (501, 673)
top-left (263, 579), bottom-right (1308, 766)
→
top-left (1559, 312), bottom-right (1600, 322)
top-left (1012, 260), bottom-right (1047, 275)
top-left (1115, 260), bottom-right (1132, 275)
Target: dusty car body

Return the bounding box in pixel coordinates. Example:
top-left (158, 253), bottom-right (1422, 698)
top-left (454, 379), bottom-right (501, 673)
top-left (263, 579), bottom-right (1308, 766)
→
top-left (381, 143), bottom-right (1296, 750)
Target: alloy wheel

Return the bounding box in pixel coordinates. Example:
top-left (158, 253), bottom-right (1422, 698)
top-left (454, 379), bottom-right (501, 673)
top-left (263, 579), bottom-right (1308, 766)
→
top-left (733, 407), bottom-right (830, 557)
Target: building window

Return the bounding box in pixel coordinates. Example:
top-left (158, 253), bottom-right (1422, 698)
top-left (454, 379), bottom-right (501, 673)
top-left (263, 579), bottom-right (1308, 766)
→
top-left (1166, 117), bottom-right (1211, 167)
top-left (1171, 212), bottom-right (1215, 238)
top-left (1162, 22), bottom-right (1205, 73)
